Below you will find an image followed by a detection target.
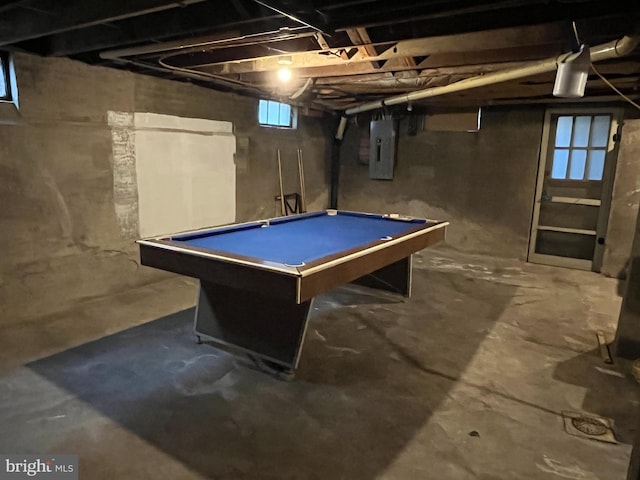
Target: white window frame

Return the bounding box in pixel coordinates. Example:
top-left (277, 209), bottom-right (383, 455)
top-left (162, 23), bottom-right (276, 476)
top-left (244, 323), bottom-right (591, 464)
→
top-left (0, 52), bottom-right (19, 109)
top-left (0, 52), bottom-right (11, 101)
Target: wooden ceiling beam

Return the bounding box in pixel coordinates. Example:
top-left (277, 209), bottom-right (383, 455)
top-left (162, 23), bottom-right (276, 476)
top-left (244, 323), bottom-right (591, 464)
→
top-left (44, 4), bottom-right (291, 57)
top-left (314, 32), bottom-right (331, 50)
top-left (346, 27), bottom-right (381, 69)
top-left (236, 58), bottom-right (537, 84)
top-left (193, 22), bottom-right (566, 75)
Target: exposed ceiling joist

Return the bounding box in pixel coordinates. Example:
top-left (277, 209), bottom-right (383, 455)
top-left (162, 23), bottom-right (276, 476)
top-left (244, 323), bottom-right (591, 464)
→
top-left (314, 32), bottom-right (331, 50)
top-left (0, 1), bottom-right (26, 14)
top-left (231, 0), bottom-right (252, 19)
top-left (252, 0), bottom-right (328, 34)
top-left (314, 61), bottom-right (534, 85)
top-left (346, 27), bottom-right (381, 69)
top-left (44, 15), bottom-right (311, 56)
top-left (193, 23), bottom-right (566, 75)
top-left (28, 3), bottom-right (294, 57)
top-left (0, 0), bottom-right (209, 46)
top-left (1, 0), bottom-right (638, 111)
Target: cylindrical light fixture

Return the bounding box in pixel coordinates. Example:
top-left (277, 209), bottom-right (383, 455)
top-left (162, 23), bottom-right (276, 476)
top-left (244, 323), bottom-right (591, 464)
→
top-left (553, 44), bottom-right (591, 98)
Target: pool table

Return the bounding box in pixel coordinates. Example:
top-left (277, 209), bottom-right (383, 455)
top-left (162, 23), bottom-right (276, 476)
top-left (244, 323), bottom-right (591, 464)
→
top-left (138, 210), bottom-right (448, 375)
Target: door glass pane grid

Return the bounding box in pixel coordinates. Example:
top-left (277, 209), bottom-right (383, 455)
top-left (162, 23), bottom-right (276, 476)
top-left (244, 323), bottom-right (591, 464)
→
top-left (550, 114), bottom-right (610, 181)
top-left (551, 150), bottom-right (569, 179)
top-left (591, 116), bottom-right (611, 147)
top-left (569, 150), bottom-right (587, 180)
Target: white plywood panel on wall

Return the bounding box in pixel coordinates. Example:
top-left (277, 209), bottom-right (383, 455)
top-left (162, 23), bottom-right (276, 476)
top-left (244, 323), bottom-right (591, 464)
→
top-left (134, 112), bottom-right (233, 134)
top-left (134, 113), bottom-right (235, 237)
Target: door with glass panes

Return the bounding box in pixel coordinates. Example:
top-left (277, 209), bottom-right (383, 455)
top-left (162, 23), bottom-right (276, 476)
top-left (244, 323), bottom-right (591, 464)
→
top-left (528, 108), bottom-right (621, 271)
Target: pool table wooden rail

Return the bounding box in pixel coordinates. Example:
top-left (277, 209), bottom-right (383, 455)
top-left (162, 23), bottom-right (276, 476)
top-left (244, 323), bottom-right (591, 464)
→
top-left (297, 220), bottom-right (447, 301)
top-left (138, 215), bottom-right (448, 303)
top-left (138, 239), bottom-right (301, 301)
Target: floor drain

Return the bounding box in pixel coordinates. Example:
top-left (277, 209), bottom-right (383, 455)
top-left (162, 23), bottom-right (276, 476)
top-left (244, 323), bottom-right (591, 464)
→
top-left (562, 411), bottom-right (617, 444)
top-left (571, 417), bottom-right (608, 436)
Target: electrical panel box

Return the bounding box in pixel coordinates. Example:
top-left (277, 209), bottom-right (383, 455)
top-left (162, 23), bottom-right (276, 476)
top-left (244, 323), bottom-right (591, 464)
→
top-left (369, 119), bottom-right (396, 180)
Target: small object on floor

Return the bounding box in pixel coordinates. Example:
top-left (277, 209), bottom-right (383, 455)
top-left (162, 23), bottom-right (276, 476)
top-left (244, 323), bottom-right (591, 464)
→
top-left (562, 411), bottom-right (617, 444)
top-left (247, 354), bottom-right (295, 382)
top-left (468, 430), bottom-right (480, 437)
top-left (596, 331), bottom-right (613, 364)
top-left (632, 359), bottom-right (640, 384)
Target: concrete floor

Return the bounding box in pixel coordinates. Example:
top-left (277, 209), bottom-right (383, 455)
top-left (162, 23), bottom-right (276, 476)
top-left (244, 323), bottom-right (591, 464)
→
top-left (1, 247), bottom-right (638, 479)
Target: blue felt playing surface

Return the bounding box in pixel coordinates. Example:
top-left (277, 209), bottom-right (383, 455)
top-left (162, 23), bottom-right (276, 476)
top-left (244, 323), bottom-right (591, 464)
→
top-left (173, 212), bottom-right (425, 266)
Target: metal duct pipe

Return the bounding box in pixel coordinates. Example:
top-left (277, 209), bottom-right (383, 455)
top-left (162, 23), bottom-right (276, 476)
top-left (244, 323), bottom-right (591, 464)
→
top-left (345, 35), bottom-right (640, 116)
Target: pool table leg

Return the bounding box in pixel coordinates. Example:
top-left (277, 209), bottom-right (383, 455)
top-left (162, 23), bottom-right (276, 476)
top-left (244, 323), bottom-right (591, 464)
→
top-left (194, 281), bottom-right (313, 372)
top-left (351, 255), bottom-right (413, 297)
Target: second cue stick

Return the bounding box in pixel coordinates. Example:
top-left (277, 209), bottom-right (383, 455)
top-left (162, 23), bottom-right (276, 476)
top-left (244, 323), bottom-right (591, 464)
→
top-left (297, 148), bottom-right (307, 213)
top-left (277, 149), bottom-right (286, 216)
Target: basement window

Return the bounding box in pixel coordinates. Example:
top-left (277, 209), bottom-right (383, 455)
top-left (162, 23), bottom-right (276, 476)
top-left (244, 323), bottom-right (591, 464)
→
top-left (258, 99), bottom-right (297, 129)
top-left (0, 51), bottom-right (18, 108)
top-left (0, 53), bottom-right (9, 100)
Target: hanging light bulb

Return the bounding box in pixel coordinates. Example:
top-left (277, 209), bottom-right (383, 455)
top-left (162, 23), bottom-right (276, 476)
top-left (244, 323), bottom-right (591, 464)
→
top-left (278, 67), bottom-right (292, 82)
top-left (277, 55), bottom-right (293, 83)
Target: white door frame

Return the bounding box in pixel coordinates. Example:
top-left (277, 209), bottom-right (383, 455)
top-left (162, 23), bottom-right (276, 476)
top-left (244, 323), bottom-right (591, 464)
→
top-left (528, 107), bottom-right (622, 271)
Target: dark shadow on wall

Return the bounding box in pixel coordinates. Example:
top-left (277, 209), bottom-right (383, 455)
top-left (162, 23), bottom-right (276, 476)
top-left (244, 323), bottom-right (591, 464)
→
top-left (615, 255), bottom-right (640, 359)
top-left (27, 268), bottom-right (515, 479)
top-left (618, 258), bottom-right (630, 296)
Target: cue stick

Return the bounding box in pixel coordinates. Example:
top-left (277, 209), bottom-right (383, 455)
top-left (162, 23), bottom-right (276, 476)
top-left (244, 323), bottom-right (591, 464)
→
top-left (277, 149), bottom-right (286, 215)
top-left (297, 148), bottom-right (307, 213)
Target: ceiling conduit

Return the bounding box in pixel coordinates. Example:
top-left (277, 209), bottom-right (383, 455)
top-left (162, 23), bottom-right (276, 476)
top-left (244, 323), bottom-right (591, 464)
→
top-left (341, 35), bottom-right (640, 121)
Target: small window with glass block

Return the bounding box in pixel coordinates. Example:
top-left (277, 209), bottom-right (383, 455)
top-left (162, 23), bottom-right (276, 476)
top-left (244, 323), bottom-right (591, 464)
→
top-left (550, 115), bottom-right (611, 181)
top-left (0, 52), bottom-right (10, 101)
top-left (258, 99), bottom-right (297, 129)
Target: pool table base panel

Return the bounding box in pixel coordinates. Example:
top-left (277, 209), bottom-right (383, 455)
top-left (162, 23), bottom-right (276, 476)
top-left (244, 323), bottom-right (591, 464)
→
top-left (193, 256), bottom-right (412, 372)
top-left (351, 256), bottom-right (412, 296)
top-left (194, 281), bottom-right (312, 370)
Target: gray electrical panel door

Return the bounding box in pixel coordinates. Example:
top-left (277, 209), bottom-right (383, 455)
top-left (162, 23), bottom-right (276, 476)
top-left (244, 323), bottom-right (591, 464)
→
top-left (369, 119), bottom-right (396, 179)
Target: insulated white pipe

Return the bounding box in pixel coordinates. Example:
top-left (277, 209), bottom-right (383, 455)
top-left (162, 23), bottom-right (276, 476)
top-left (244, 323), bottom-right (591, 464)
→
top-left (344, 35), bottom-right (640, 116)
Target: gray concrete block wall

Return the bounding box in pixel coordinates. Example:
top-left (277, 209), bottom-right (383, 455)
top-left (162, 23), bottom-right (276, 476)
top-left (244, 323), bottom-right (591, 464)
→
top-left (602, 119), bottom-right (640, 278)
top-left (338, 107), bottom-right (543, 258)
top-left (613, 119), bottom-right (640, 359)
top-left (0, 53), bottom-right (330, 326)
top-left (614, 209), bottom-right (640, 359)
top-left (339, 107), bottom-right (640, 267)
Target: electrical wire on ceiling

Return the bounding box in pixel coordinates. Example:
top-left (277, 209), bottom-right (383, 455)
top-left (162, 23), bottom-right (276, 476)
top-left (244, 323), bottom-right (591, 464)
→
top-left (156, 56), bottom-right (260, 90)
top-left (251, 0), bottom-right (329, 36)
top-left (155, 54), bottom-right (320, 106)
top-left (571, 22), bottom-right (640, 111)
top-left (101, 26), bottom-right (322, 106)
top-left (151, 29), bottom-right (314, 63)
top-left (590, 63), bottom-right (640, 111)
top-left (289, 77), bottom-right (314, 99)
